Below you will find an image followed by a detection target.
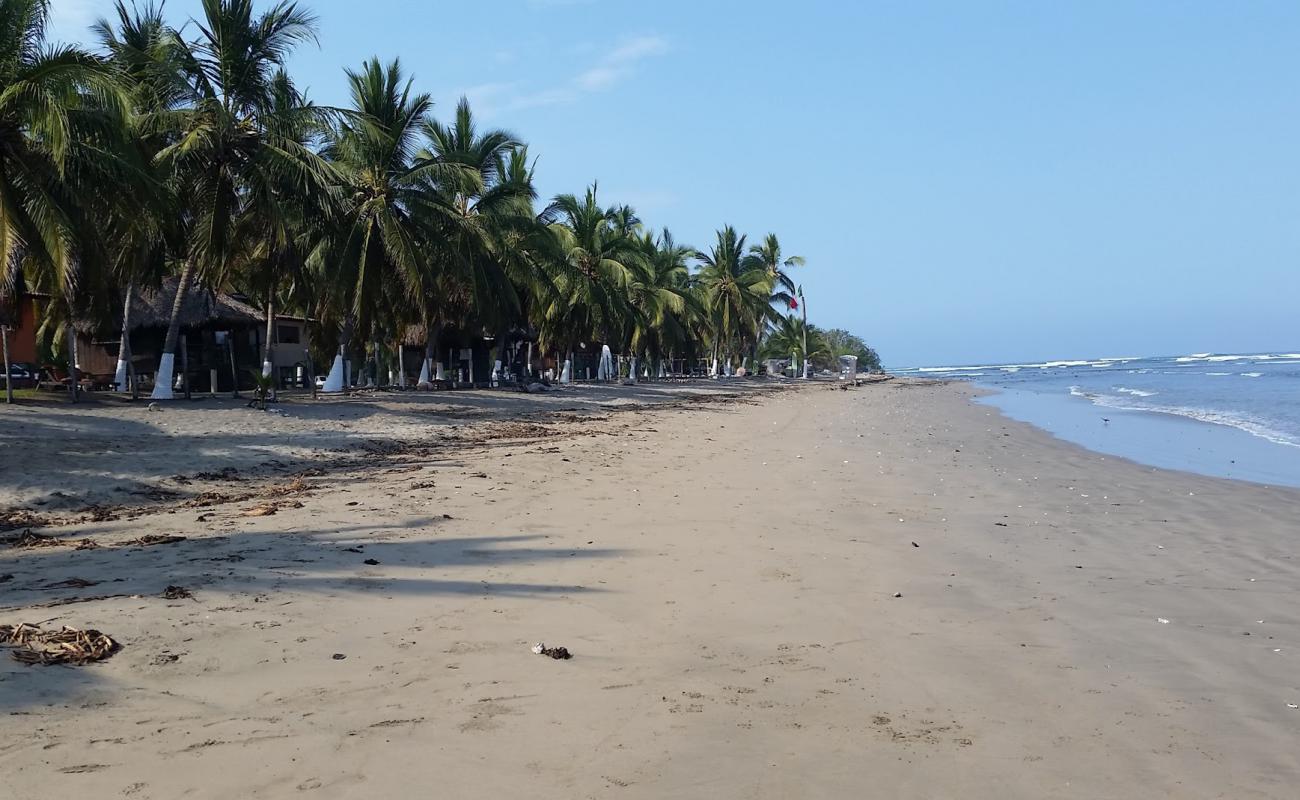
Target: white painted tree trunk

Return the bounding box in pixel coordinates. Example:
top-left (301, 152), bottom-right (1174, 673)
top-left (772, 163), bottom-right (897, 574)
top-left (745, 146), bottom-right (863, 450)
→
top-left (627, 356), bottom-right (638, 384)
top-left (417, 359), bottom-right (430, 384)
top-left (261, 290), bottom-right (275, 378)
top-left (435, 361), bottom-right (445, 380)
top-left (322, 350), bottom-right (346, 392)
top-left (114, 282), bottom-right (133, 393)
top-left (151, 353), bottom-right (176, 399)
top-left (491, 360), bottom-right (502, 386)
top-left (560, 356), bottom-right (572, 383)
top-left (598, 345), bottom-right (614, 381)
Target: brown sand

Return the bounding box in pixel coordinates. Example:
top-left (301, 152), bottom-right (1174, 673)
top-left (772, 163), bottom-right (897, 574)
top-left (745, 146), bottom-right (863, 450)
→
top-left (1, 380), bottom-right (1297, 798)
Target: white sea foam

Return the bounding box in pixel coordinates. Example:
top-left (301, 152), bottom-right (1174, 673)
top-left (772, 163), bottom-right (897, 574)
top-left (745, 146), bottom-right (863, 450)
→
top-left (1175, 352), bottom-right (1300, 363)
top-left (1206, 372), bottom-right (1231, 376)
top-left (1241, 372), bottom-right (1263, 378)
top-left (1115, 387), bottom-right (1157, 397)
top-left (1066, 389), bottom-right (1300, 448)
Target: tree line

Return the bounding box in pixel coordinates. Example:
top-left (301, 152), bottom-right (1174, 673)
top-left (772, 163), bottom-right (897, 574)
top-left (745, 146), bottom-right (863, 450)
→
top-left (0, 0), bottom-right (878, 400)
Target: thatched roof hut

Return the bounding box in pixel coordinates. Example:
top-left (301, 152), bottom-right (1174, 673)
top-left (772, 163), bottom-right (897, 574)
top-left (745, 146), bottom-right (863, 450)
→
top-left (77, 277), bottom-right (261, 337)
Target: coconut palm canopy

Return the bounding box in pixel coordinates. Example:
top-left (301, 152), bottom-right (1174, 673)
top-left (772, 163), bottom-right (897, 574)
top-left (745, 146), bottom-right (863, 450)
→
top-left (10, 0), bottom-right (877, 396)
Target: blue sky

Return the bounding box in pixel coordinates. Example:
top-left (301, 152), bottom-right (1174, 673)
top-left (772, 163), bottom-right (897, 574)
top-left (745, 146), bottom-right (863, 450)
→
top-left (50, 1), bottom-right (1300, 367)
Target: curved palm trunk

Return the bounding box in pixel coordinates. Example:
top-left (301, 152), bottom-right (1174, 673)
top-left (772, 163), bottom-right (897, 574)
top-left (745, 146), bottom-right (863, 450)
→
top-left (114, 283), bottom-right (134, 393)
top-left (151, 261), bottom-right (195, 400)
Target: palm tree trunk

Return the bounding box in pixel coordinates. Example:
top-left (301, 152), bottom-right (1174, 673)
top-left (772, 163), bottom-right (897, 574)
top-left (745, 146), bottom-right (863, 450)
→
top-left (2, 325), bottom-right (12, 404)
top-left (419, 320), bottom-right (442, 385)
top-left (800, 293), bottom-right (809, 379)
top-left (492, 327), bottom-right (509, 386)
top-left (261, 285), bottom-right (275, 378)
top-left (65, 317), bottom-right (79, 403)
top-left (227, 334), bottom-right (240, 398)
top-left (114, 283), bottom-right (134, 393)
top-left (180, 333), bottom-right (190, 399)
top-left (392, 336), bottom-right (405, 388)
top-left (322, 315), bottom-right (352, 392)
top-left (152, 261), bottom-right (195, 399)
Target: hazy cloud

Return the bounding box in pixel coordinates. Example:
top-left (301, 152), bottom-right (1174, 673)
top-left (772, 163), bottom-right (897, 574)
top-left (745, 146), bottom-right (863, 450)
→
top-left (525, 34), bottom-right (669, 107)
top-left (450, 34), bottom-right (670, 118)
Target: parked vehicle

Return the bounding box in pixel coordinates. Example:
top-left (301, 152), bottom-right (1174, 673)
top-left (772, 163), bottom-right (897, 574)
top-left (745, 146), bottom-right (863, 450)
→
top-left (3, 362), bottom-right (38, 389)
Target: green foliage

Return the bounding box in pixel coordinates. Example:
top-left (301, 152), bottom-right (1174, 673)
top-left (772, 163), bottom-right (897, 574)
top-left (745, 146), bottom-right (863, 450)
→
top-left (818, 328), bottom-right (881, 372)
top-left (249, 368), bottom-right (275, 408)
top-left (13, 0), bottom-right (875, 391)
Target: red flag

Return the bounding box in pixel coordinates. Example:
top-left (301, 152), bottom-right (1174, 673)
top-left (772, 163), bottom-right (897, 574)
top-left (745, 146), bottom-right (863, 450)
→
top-left (788, 298), bottom-right (799, 310)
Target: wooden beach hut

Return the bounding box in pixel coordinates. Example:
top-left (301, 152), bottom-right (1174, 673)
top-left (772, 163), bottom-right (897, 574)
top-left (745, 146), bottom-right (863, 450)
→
top-left (76, 278), bottom-right (263, 395)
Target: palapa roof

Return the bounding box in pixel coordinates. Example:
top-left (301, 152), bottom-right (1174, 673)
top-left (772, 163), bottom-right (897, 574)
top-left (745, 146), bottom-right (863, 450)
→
top-left (78, 277), bottom-right (261, 335)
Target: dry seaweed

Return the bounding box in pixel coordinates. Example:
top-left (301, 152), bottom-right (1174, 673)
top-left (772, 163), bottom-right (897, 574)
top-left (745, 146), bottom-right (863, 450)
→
top-left (3, 529), bottom-right (63, 548)
top-left (0, 623), bottom-right (120, 665)
top-left (0, 509), bottom-right (44, 532)
top-left (161, 585), bottom-right (194, 600)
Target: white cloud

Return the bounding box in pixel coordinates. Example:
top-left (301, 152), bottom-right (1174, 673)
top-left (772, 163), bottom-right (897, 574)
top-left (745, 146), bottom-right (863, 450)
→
top-left (607, 35), bottom-right (670, 64)
top-left (450, 34), bottom-right (670, 118)
top-left (521, 34), bottom-right (669, 107)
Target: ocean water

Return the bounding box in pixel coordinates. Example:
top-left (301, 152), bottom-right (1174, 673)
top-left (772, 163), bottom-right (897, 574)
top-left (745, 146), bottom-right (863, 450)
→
top-left (895, 352), bottom-right (1300, 487)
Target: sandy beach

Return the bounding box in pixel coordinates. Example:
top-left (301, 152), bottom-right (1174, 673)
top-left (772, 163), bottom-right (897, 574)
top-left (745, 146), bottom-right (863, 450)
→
top-left (1, 380), bottom-right (1297, 799)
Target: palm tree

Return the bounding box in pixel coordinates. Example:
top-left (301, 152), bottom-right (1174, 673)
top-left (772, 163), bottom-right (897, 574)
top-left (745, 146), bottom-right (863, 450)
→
top-left (148, 0), bottom-right (330, 399)
top-left (537, 184), bottom-right (640, 382)
top-left (625, 228), bottom-right (692, 382)
top-left (694, 226), bottom-right (769, 376)
top-left (743, 233), bottom-right (803, 371)
top-left (224, 67), bottom-right (329, 391)
top-left (316, 57), bottom-right (478, 390)
top-left (420, 98), bottom-right (537, 383)
top-left (95, 0), bottom-right (185, 397)
top-left (762, 312), bottom-right (824, 372)
top-left (0, 0), bottom-right (133, 401)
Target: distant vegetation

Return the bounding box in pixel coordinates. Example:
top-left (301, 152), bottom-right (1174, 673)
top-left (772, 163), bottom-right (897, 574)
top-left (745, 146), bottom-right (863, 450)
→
top-left (0, 0), bottom-right (879, 392)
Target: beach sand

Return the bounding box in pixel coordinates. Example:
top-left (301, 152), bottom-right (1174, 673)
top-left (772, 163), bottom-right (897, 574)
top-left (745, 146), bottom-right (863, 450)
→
top-left (1, 380), bottom-right (1297, 798)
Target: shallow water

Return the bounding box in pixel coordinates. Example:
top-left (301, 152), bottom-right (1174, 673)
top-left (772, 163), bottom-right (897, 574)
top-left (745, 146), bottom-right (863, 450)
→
top-left (895, 352), bottom-right (1300, 487)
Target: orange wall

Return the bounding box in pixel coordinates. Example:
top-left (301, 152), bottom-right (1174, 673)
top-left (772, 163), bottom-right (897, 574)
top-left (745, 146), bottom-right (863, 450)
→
top-left (3, 296), bottom-right (42, 363)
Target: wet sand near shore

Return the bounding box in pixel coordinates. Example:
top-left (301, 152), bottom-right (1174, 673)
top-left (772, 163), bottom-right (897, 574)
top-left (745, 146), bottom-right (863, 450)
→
top-left (1, 379), bottom-right (1297, 799)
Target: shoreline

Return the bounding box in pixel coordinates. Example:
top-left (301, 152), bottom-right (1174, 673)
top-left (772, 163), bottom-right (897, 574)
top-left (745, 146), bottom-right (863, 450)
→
top-left (2, 380), bottom-right (1297, 798)
top-left (967, 379), bottom-right (1300, 489)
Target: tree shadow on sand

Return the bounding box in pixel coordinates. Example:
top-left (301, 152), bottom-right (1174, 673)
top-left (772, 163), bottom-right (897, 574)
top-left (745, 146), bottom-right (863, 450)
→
top-left (0, 380), bottom-right (774, 514)
top-left (0, 517), bottom-right (626, 712)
